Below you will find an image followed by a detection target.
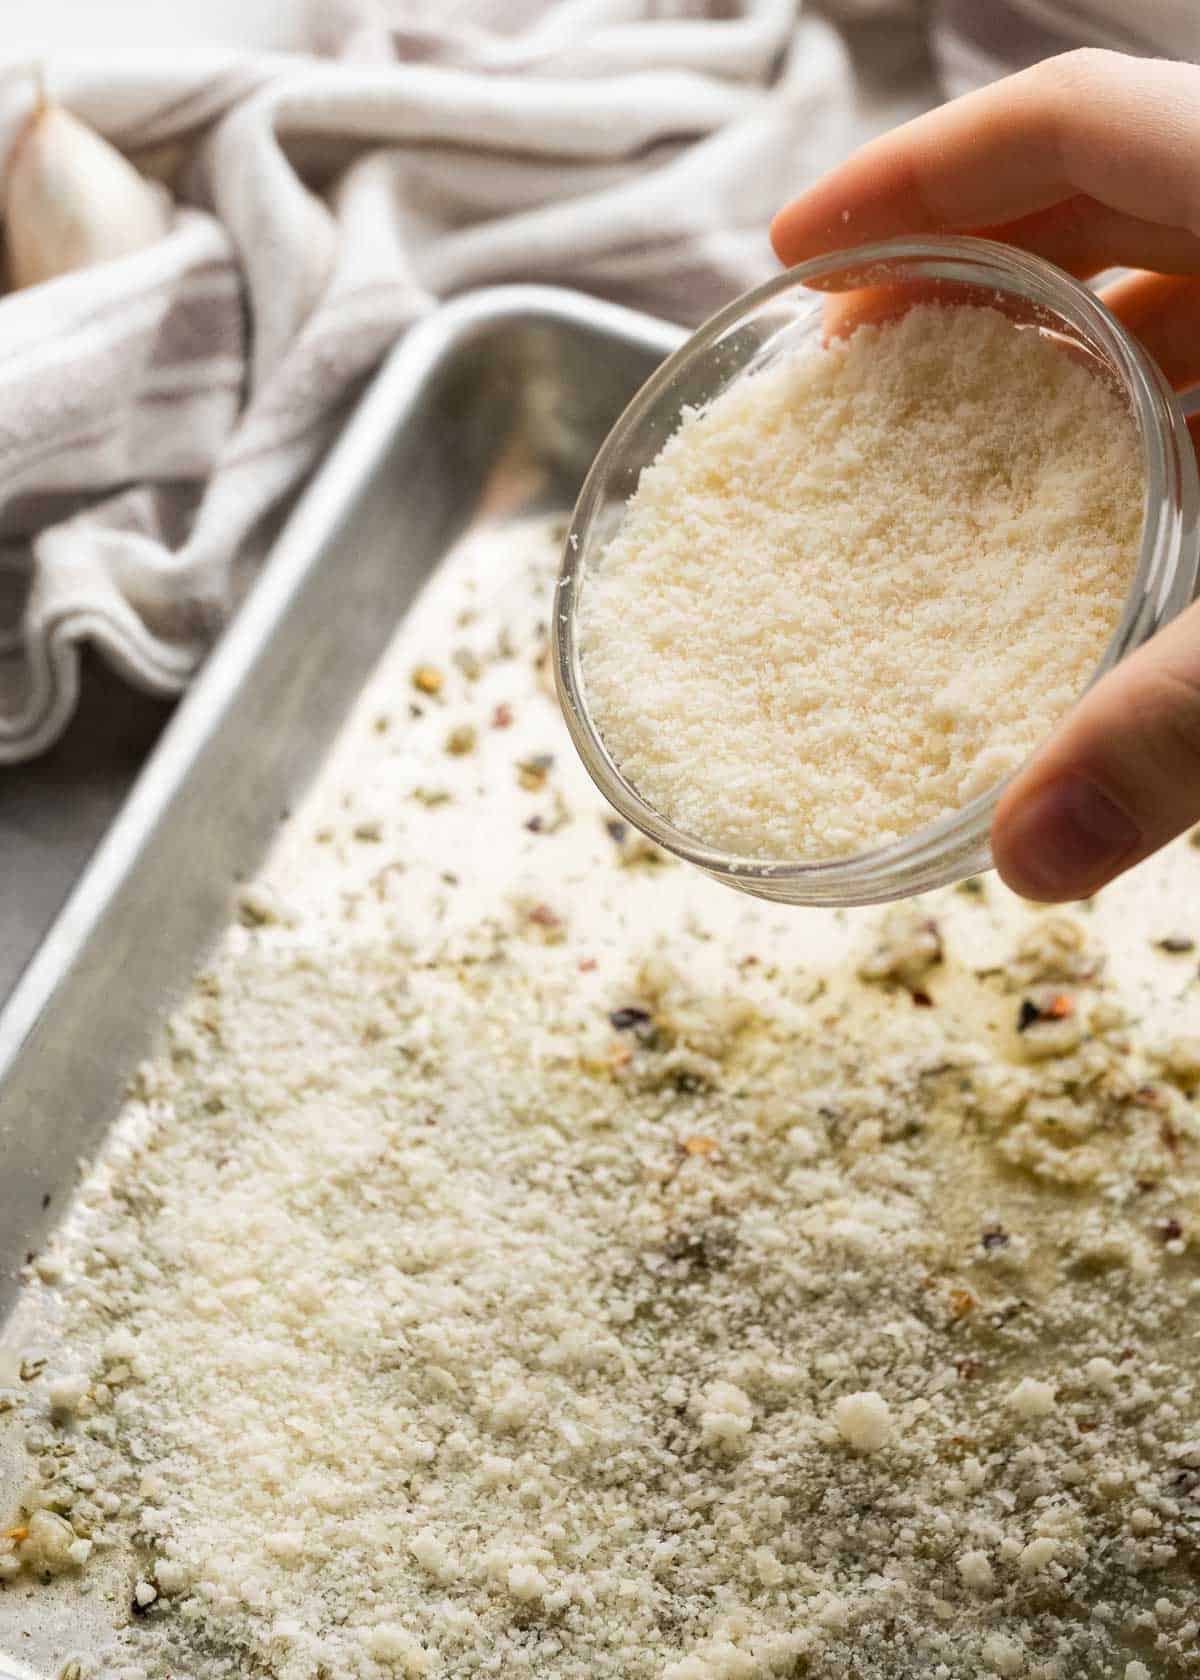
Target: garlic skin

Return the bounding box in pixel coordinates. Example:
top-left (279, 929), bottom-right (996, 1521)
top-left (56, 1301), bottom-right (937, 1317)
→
top-left (4, 96), bottom-right (171, 290)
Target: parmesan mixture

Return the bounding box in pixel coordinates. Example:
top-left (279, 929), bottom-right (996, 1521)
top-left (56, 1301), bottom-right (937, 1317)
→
top-left (1, 517), bottom-right (1197, 1680)
top-left (579, 305), bottom-right (1143, 859)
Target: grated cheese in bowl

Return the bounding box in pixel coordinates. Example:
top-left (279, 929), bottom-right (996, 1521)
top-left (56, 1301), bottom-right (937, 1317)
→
top-left (577, 303), bottom-right (1144, 864)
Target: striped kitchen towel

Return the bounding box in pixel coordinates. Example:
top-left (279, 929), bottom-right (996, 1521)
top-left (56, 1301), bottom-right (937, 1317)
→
top-left (0, 1), bottom-right (856, 762)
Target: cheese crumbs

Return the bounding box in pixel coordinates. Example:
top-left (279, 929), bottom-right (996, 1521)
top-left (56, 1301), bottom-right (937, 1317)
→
top-left (3, 517), bottom-right (1197, 1680)
top-left (579, 305), bottom-right (1143, 860)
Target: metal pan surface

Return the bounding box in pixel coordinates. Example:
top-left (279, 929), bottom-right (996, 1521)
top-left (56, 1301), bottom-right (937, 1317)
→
top-left (0, 287), bottom-right (680, 1680)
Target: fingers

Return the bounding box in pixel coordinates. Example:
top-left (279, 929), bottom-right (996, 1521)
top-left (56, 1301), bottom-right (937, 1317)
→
top-left (1098, 271), bottom-right (1200, 388)
top-left (818, 256), bottom-right (1200, 377)
top-left (992, 598), bottom-right (1200, 901)
top-left (818, 276), bottom-right (1045, 344)
top-left (819, 242), bottom-right (1200, 396)
top-left (977, 198), bottom-right (1200, 280)
top-left (772, 50), bottom-right (1200, 274)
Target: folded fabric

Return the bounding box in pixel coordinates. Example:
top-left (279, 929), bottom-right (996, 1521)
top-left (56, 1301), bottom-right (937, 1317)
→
top-left (933, 0), bottom-right (1199, 96)
top-left (0, 0), bottom-right (857, 762)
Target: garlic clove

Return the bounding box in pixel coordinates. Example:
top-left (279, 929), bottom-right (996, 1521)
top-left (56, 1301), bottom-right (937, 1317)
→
top-left (4, 81), bottom-right (172, 291)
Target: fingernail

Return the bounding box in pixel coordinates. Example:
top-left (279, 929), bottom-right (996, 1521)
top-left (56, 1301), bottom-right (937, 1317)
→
top-left (998, 777), bottom-right (1141, 901)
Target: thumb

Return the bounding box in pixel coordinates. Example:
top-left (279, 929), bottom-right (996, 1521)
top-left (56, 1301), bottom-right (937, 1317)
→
top-left (992, 598), bottom-right (1200, 902)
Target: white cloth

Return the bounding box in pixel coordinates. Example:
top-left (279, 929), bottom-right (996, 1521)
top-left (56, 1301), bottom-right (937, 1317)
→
top-left (0, 1), bottom-right (856, 762)
top-left (933, 0), bottom-right (1200, 97)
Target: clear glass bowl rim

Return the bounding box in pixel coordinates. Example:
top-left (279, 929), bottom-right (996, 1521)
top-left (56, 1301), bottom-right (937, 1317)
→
top-left (554, 235), bottom-right (1200, 903)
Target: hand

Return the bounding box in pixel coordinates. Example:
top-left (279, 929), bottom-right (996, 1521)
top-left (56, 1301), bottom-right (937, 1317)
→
top-left (771, 49), bottom-right (1200, 902)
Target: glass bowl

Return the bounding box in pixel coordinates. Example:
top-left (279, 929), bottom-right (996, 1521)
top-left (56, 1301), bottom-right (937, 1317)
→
top-left (553, 236), bottom-right (1200, 907)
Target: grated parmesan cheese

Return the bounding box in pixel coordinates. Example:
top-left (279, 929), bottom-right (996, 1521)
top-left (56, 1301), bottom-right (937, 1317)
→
top-left (1007, 1378), bottom-right (1057, 1420)
top-left (832, 1390), bottom-right (893, 1453)
top-left (2, 515), bottom-right (1197, 1680)
top-left (1017, 1538), bottom-right (1059, 1577)
top-left (580, 305), bottom-right (1142, 859)
top-left (957, 1551), bottom-right (995, 1594)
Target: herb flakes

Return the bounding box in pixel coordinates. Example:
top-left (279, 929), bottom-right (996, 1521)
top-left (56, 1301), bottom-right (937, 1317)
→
top-left (411, 664), bottom-right (444, 696)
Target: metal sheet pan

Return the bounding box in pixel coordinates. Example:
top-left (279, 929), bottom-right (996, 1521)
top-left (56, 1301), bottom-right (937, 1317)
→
top-left (2, 282), bottom-right (1198, 1680)
top-left (0, 285), bottom-right (679, 1354)
top-left (0, 286), bottom-right (680, 1680)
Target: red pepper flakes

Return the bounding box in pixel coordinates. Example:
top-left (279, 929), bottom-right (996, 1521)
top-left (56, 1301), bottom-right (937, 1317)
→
top-left (1157, 1218), bottom-right (1184, 1243)
top-left (492, 703), bottom-right (514, 729)
top-left (1017, 992), bottom-right (1075, 1031)
top-left (578, 958), bottom-right (598, 973)
top-left (528, 904), bottom-right (561, 929)
top-left (948, 1288), bottom-right (976, 1319)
